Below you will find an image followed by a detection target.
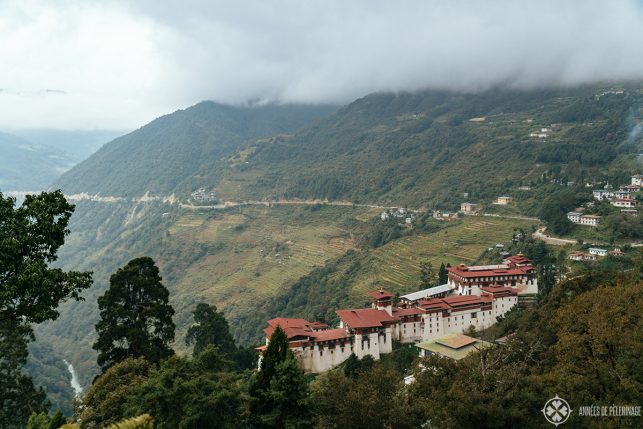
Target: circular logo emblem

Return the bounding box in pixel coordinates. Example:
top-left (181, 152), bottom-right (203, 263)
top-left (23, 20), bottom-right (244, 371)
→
top-left (542, 395), bottom-right (572, 426)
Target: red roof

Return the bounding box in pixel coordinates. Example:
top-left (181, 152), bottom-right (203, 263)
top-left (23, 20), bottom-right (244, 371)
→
top-left (442, 295), bottom-right (492, 306)
top-left (265, 317), bottom-right (313, 339)
top-left (504, 255), bottom-right (533, 265)
top-left (310, 328), bottom-right (351, 342)
top-left (368, 290), bottom-right (393, 300)
top-left (336, 308), bottom-right (395, 328)
top-left (418, 294), bottom-right (492, 312)
top-left (392, 307), bottom-right (424, 317)
top-left (480, 286), bottom-right (518, 296)
top-left (309, 321), bottom-right (329, 329)
top-left (447, 265), bottom-right (532, 279)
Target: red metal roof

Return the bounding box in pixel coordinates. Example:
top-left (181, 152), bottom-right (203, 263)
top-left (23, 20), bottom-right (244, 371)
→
top-left (265, 317), bottom-right (314, 339)
top-left (310, 328), bottom-right (351, 342)
top-left (504, 255), bottom-right (533, 265)
top-left (336, 308), bottom-right (395, 328)
top-left (392, 307), bottom-right (424, 317)
top-left (267, 317), bottom-right (309, 329)
top-left (309, 321), bottom-right (329, 329)
top-left (447, 265), bottom-right (532, 279)
top-left (480, 286), bottom-right (518, 296)
top-left (368, 290), bottom-right (394, 300)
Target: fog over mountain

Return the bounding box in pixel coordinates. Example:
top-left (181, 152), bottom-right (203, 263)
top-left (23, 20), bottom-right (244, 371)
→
top-left (1, 0), bottom-right (642, 129)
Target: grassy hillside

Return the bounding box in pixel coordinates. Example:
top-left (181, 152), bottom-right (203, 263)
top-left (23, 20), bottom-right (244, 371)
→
top-left (53, 102), bottom-right (337, 197)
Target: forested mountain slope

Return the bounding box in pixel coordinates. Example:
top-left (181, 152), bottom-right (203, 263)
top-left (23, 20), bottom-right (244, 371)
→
top-left (215, 85), bottom-right (642, 208)
top-left (53, 102), bottom-right (337, 197)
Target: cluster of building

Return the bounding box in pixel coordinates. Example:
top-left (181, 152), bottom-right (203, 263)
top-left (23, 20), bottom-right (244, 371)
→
top-left (568, 175), bottom-right (641, 225)
top-left (566, 212), bottom-right (602, 227)
top-left (380, 207), bottom-right (415, 225)
top-left (569, 247), bottom-right (624, 261)
top-left (529, 126), bottom-right (553, 139)
top-left (258, 255), bottom-right (538, 373)
top-left (190, 188), bottom-right (217, 202)
top-left (592, 175), bottom-right (641, 211)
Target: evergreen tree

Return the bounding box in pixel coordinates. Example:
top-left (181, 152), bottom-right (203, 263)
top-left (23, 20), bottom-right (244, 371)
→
top-left (47, 410), bottom-right (67, 429)
top-left (0, 191), bottom-right (91, 429)
top-left (249, 326), bottom-right (311, 429)
top-left (438, 262), bottom-right (448, 284)
top-left (186, 303), bottom-right (236, 358)
top-left (420, 261), bottom-right (435, 287)
top-left (131, 346), bottom-right (243, 429)
top-left (93, 257), bottom-right (175, 371)
top-left (77, 358), bottom-right (152, 428)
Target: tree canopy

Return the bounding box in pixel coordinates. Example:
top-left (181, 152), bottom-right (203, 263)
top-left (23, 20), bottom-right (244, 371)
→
top-left (93, 257), bottom-right (175, 371)
top-left (186, 303), bottom-right (236, 358)
top-left (0, 191), bottom-right (92, 429)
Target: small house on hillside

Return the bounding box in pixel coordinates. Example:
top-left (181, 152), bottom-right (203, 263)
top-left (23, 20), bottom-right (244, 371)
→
top-left (416, 334), bottom-right (492, 361)
top-left (588, 248), bottom-right (608, 257)
top-left (569, 251), bottom-right (585, 261)
top-left (495, 196), bottom-right (513, 205)
top-left (460, 202), bottom-right (480, 213)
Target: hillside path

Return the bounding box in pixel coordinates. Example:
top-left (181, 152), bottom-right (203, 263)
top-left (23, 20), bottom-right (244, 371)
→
top-left (179, 199), bottom-right (413, 211)
top-left (532, 227), bottom-right (576, 246)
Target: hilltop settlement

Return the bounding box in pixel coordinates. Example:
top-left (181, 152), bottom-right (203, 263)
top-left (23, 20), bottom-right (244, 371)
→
top-left (259, 254), bottom-right (537, 373)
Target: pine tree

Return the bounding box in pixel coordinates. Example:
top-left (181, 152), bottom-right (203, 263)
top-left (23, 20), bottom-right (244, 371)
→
top-left (438, 262), bottom-right (448, 284)
top-left (1, 191), bottom-right (91, 429)
top-left (93, 257), bottom-right (175, 371)
top-left (420, 261), bottom-right (435, 287)
top-left (186, 303), bottom-right (236, 358)
top-left (249, 326), bottom-right (311, 429)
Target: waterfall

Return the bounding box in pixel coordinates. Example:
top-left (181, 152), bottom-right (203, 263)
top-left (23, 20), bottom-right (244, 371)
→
top-left (63, 359), bottom-right (83, 398)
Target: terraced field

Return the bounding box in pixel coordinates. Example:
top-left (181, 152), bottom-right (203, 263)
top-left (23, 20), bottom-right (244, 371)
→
top-left (160, 206), bottom-right (536, 347)
top-left (349, 216), bottom-right (537, 297)
top-left (165, 205), bottom-right (363, 345)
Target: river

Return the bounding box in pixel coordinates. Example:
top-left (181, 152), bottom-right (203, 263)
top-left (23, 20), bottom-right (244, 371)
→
top-left (63, 359), bottom-right (83, 398)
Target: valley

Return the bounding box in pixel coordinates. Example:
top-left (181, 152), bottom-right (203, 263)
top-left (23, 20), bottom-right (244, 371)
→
top-left (21, 84), bottom-right (643, 417)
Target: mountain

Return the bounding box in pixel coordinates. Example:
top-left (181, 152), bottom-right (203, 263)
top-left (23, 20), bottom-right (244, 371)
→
top-left (29, 84), bottom-right (643, 414)
top-left (213, 85), bottom-right (642, 208)
top-left (53, 102), bottom-right (338, 197)
top-left (11, 129), bottom-right (126, 163)
top-left (0, 131), bottom-right (75, 191)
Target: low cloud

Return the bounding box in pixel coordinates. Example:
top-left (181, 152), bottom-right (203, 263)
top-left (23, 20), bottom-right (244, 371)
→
top-left (1, 0), bottom-right (643, 129)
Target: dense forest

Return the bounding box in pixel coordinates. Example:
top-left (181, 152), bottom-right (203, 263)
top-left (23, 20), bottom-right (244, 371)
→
top-left (53, 102), bottom-right (337, 197)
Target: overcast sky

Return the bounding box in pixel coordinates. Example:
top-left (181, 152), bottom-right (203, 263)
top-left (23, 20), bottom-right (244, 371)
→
top-left (1, 0), bottom-right (643, 130)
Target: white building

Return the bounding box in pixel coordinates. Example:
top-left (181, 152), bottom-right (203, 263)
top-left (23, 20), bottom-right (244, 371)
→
top-left (567, 212), bottom-right (581, 223)
top-left (568, 212), bottom-right (601, 226)
top-left (569, 251), bottom-right (585, 261)
top-left (460, 202), bottom-right (481, 213)
top-left (593, 189), bottom-right (630, 201)
top-left (259, 258), bottom-right (528, 373)
top-left (632, 175), bottom-right (643, 187)
top-left (447, 255), bottom-right (538, 296)
top-left (588, 248), bottom-right (608, 257)
top-left (610, 198), bottom-right (637, 208)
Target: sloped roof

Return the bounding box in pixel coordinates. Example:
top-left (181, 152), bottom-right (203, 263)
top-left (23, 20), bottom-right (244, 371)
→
top-left (310, 328), bottom-right (351, 342)
top-left (416, 334), bottom-right (493, 360)
top-left (480, 285), bottom-right (518, 296)
top-left (336, 308), bottom-right (395, 328)
top-left (400, 284), bottom-right (453, 302)
top-left (368, 290), bottom-right (393, 300)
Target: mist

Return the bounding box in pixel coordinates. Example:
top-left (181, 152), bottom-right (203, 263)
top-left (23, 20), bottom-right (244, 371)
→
top-left (1, 0), bottom-right (643, 129)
